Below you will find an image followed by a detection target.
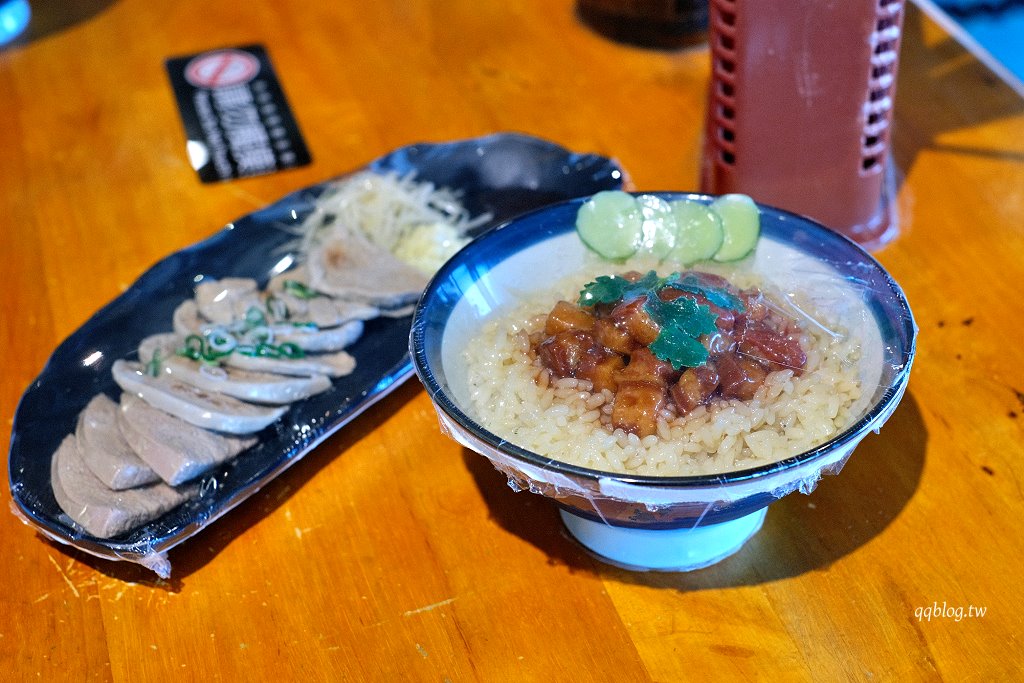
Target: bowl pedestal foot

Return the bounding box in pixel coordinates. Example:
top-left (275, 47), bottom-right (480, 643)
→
top-left (559, 506), bottom-right (767, 571)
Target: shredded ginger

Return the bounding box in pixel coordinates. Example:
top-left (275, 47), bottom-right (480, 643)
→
top-left (297, 171), bottom-right (490, 274)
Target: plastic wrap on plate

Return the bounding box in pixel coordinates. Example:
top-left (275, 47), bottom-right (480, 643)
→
top-left (411, 193), bottom-right (917, 557)
top-left (7, 133), bottom-right (625, 577)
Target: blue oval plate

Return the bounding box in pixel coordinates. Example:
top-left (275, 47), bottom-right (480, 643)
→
top-left (7, 133), bottom-right (624, 576)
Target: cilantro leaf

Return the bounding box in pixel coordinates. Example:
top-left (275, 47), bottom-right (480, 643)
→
top-left (645, 296), bottom-right (718, 338)
top-left (630, 270), bottom-right (666, 292)
top-left (578, 275), bottom-right (632, 306)
top-left (664, 272), bottom-right (745, 311)
top-left (649, 326), bottom-right (708, 370)
top-left (644, 296), bottom-right (716, 369)
top-left (578, 271), bottom-right (665, 306)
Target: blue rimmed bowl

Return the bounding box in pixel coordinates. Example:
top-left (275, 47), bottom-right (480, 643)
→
top-left (410, 193), bottom-right (917, 571)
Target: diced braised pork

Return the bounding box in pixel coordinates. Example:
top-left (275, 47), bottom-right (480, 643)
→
top-left (611, 381), bottom-right (666, 438)
top-left (531, 270), bottom-right (809, 441)
top-left (608, 296), bottom-right (660, 345)
top-left (717, 353), bottom-right (768, 401)
top-left (580, 353), bottom-right (625, 394)
top-left (593, 318), bottom-right (635, 355)
top-left (614, 347), bottom-right (674, 385)
top-left (610, 349), bottom-right (675, 437)
top-left (670, 364), bottom-right (720, 414)
top-left (735, 319), bottom-right (807, 372)
top-left (544, 301), bottom-right (595, 335)
top-left (538, 331), bottom-right (605, 378)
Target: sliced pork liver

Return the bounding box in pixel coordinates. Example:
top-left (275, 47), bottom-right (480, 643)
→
top-left (75, 394), bottom-right (159, 490)
top-left (194, 277), bottom-right (261, 324)
top-left (306, 234), bottom-right (429, 309)
top-left (174, 294), bottom-right (369, 353)
top-left (272, 319), bottom-right (364, 352)
top-left (112, 360), bottom-right (286, 434)
top-left (223, 349), bottom-right (356, 378)
top-left (117, 393), bottom-right (256, 486)
top-left (139, 334), bottom-right (332, 405)
top-left (50, 435), bottom-right (196, 539)
top-left (267, 267), bottom-right (380, 327)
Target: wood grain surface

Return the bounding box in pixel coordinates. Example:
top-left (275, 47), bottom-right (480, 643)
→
top-left (2, 1), bottom-right (1022, 680)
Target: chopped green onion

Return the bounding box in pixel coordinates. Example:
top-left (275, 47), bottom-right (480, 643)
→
top-left (265, 294), bottom-right (289, 321)
top-left (176, 333), bottom-right (232, 363)
top-left (236, 341), bottom-right (305, 359)
top-left (206, 328), bottom-right (238, 355)
top-left (283, 279), bottom-right (321, 300)
top-left (237, 342), bottom-right (279, 358)
top-left (278, 342), bottom-right (304, 359)
top-left (177, 334), bottom-right (206, 361)
top-left (254, 342), bottom-right (277, 357)
top-left (245, 306), bottom-right (267, 328)
top-left (175, 301), bottom-right (312, 364)
top-left (242, 325), bottom-right (273, 346)
top-left (145, 350), bottom-right (162, 377)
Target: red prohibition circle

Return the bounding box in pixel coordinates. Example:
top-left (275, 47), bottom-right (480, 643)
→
top-left (184, 49), bottom-right (261, 89)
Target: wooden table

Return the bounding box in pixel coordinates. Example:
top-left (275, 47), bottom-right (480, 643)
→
top-left (2, 1), bottom-right (1022, 679)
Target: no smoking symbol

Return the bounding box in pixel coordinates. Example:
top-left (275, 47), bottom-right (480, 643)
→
top-left (185, 49), bottom-right (261, 89)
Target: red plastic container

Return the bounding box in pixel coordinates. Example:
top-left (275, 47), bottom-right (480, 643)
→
top-left (700, 0), bottom-right (905, 249)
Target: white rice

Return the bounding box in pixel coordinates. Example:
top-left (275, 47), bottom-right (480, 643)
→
top-left (462, 268), bottom-right (864, 476)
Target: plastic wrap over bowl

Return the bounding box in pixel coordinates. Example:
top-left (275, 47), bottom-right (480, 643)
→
top-left (410, 193), bottom-right (916, 571)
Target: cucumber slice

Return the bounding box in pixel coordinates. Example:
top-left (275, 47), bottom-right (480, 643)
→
top-left (576, 191), bottom-right (643, 260)
top-left (636, 194), bottom-right (678, 259)
top-left (667, 199), bottom-right (724, 265)
top-left (711, 194), bottom-right (760, 262)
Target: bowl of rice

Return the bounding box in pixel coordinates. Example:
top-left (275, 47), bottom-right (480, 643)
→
top-left (410, 193), bottom-right (916, 571)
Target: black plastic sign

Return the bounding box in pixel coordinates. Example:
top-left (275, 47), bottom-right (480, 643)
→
top-left (165, 45), bottom-right (311, 183)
